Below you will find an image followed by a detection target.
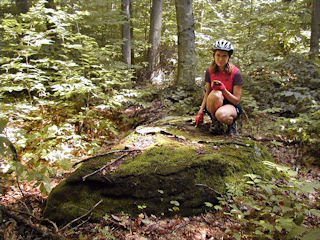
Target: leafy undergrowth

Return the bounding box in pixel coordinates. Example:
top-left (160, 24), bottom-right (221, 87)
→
top-left (1, 113), bottom-right (320, 240)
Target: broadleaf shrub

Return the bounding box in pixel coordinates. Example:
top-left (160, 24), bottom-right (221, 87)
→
top-left (216, 161), bottom-right (320, 240)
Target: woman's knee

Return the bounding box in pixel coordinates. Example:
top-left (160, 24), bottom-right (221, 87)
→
top-left (216, 111), bottom-right (232, 124)
top-left (208, 90), bottom-right (223, 101)
top-left (207, 91), bottom-right (223, 109)
top-left (215, 106), bottom-right (237, 124)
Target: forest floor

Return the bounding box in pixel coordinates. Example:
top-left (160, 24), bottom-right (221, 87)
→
top-left (1, 107), bottom-right (319, 240)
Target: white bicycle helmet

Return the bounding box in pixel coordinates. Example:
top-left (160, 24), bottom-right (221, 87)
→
top-left (213, 39), bottom-right (233, 55)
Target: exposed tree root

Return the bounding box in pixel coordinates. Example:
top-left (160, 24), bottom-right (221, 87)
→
top-left (1, 205), bottom-right (67, 240)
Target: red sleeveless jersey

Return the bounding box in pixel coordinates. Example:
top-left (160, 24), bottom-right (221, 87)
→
top-left (209, 66), bottom-right (239, 93)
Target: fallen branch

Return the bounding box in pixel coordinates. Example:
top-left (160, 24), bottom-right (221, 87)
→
top-left (60, 199), bottom-right (103, 232)
top-left (195, 183), bottom-right (222, 196)
top-left (2, 205), bottom-right (67, 240)
top-left (73, 149), bottom-right (142, 167)
top-left (82, 153), bottom-right (128, 182)
top-left (11, 208), bottom-right (59, 233)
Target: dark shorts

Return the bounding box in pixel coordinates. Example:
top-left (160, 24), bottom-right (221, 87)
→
top-left (223, 99), bottom-right (242, 120)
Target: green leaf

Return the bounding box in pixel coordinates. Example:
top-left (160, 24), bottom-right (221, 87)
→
top-left (275, 225), bottom-right (282, 232)
top-left (214, 205), bottom-right (222, 211)
top-left (157, 189), bottom-right (164, 194)
top-left (246, 180), bottom-right (255, 185)
top-left (0, 136), bottom-right (12, 155)
top-left (261, 185), bottom-right (273, 195)
top-left (100, 227), bottom-right (116, 239)
top-left (286, 226), bottom-right (307, 239)
top-left (309, 209), bottom-right (320, 217)
top-left (137, 204), bottom-right (147, 210)
top-left (23, 116), bottom-right (43, 121)
top-left (170, 200), bottom-right (180, 206)
top-left (255, 229), bottom-right (264, 236)
top-left (14, 162), bottom-right (25, 177)
top-left (39, 182), bottom-right (51, 195)
top-left (300, 182), bottom-right (316, 194)
top-left (276, 218), bottom-right (295, 231)
top-left (204, 202), bottom-right (213, 208)
top-left (59, 158), bottom-right (72, 170)
top-left (103, 214), bottom-right (110, 221)
top-left (0, 118), bottom-right (8, 133)
top-left (42, 175), bottom-right (51, 184)
top-left (244, 174), bottom-right (261, 180)
top-left (233, 233), bottom-right (241, 240)
top-left (302, 228), bottom-right (320, 240)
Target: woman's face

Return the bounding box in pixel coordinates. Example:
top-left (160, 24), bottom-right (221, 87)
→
top-left (214, 50), bottom-right (230, 68)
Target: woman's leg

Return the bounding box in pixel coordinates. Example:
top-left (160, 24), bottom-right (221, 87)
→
top-left (206, 90), bottom-right (224, 118)
top-left (215, 104), bottom-right (237, 125)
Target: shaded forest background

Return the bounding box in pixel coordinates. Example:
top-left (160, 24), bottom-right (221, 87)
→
top-left (0, 0), bottom-right (320, 239)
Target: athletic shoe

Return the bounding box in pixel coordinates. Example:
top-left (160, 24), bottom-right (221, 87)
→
top-left (227, 121), bottom-right (238, 136)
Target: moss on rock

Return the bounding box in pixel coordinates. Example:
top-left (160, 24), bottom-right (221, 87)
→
top-left (44, 116), bottom-right (274, 226)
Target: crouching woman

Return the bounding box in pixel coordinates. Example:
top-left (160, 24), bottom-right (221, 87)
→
top-left (195, 39), bottom-right (243, 135)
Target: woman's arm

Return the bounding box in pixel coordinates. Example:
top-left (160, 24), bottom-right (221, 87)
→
top-left (199, 82), bottom-right (212, 112)
top-left (222, 85), bottom-right (242, 105)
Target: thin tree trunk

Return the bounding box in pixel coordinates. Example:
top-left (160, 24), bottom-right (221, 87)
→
top-left (175, 0), bottom-right (196, 90)
top-left (310, 0), bottom-right (320, 59)
top-left (15, 0), bottom-right (29, 13)
top-left (130, 2), bottom-right (135, 65)
top-left (122, 0), bottom-right (131, 66)
top-left (148, 0), bottom-right (163, 77)
top-left (45, 0), bottom-right (55, 9)
top-left (45, 0), bottom-right (56, 31)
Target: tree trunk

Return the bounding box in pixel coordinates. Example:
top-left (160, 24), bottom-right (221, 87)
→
top-left (15, 0), bottom-right (29, 13)
top-left (310, 0), bottom-right (320, 59)
top-left (122, 0), bottom-right (131, 66)
top-left (175, 0), bottom-right (196, 90)
top-left (45, 0), bottom-right (55, 9)
top-left (148, 0), bottom-right (163, 77)
top-left (130, 2), bottom-right (135, 65)
top-left (45, 0), bottom-right (56, 31)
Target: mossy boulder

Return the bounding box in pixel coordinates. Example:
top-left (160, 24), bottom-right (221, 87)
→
top-left (44, 116), bottom-right (274, 226)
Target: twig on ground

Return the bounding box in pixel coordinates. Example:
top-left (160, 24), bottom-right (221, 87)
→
top-left (82, 153), bottom-right (128, 181)
top-left (60, 199), bottom-right (103, 232)
top-left (242, 109), bottom-right (249, 121)
top-left (73, 149), bottom-right (142, 167)
top-left (69, 213), bottom-right (93, 232)
top-left (195, 183), bottom-right (222, 196)
top-left (45, 218), bottom-right (60, 233)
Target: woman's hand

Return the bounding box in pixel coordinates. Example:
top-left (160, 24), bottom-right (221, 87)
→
top-left (211, 80), bottom-right (226, 91)
top-left (195, 112), bottom-right (204, 127)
